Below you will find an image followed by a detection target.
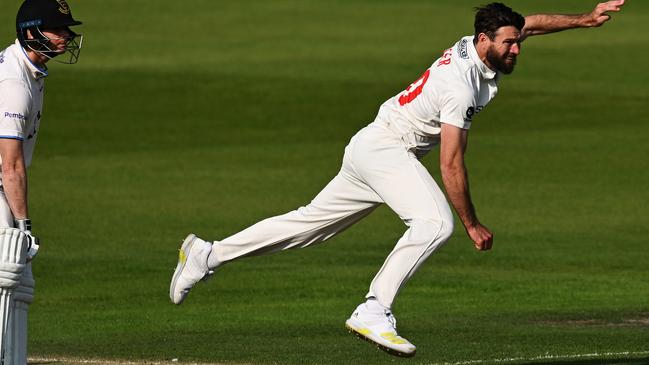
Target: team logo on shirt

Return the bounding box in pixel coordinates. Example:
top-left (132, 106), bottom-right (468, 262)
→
top-left (0, 53), bottom-right (4, 64)
top-left (28, 112), bottom-right (41, 140)
top-left (57, 0), bottom-right (71, 14)
top-left (27, 126), bottom-right (37, 140)
top-left (458, 39), bottom-right (469, 59)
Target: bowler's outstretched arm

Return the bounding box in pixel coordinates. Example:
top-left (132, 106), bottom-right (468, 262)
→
top-left (521, 0), bottom-right (625, 40)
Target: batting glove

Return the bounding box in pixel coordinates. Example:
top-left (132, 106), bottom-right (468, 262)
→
top-left (15, 218), bottom-right (40, 261)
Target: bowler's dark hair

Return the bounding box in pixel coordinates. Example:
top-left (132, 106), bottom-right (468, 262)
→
top-left (474, 3), bottom-right (525, 40)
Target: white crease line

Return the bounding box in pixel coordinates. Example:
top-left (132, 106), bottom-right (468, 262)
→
top-left (431, 350), bottom-right (649, 365)
top-left (28, 351), bottom-right (649, 365)
top-left (28, 358), bottom-right (237, 365)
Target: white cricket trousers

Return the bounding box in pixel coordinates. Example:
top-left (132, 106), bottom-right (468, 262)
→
top-left (210, 117), bottom-right (454, 309)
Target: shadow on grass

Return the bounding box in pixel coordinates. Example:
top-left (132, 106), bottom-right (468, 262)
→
top-left (514, 356), bottom-right (649, 365)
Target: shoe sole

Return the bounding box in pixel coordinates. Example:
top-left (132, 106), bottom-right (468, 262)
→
top-left (345, 322), bottom-right (416, 358)
top-left (169, 233), bottom-right (198, 305)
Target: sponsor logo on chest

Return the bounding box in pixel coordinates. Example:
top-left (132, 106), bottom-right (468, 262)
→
top-left (4, 112), bottom-right (26, 120)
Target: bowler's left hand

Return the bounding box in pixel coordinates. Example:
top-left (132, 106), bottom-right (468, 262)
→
top-left (585, 0), bottom-right (625, 27)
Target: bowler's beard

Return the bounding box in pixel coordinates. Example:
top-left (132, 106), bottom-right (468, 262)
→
top-left (486, 46), bottom-right (516, 74)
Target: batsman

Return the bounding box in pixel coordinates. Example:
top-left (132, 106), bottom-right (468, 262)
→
top-left (171, 1), bottom-right (625, 357)
top-left (0, 0), bottom-right (82, 363)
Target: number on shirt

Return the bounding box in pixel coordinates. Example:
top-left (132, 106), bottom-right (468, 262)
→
top-left (398, 69), bottom-right (430, 106)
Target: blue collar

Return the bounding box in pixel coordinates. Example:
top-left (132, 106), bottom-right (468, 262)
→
top-left (15, 39), bottom-right (48, 79)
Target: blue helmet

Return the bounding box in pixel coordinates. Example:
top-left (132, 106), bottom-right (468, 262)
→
top-left (16, 0), bottom-right (83, 64)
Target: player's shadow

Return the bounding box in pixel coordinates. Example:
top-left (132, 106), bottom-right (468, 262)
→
top-left (514, 357), bottom-right (649, 365)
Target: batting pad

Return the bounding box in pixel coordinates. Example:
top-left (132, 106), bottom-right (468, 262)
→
top-left (0, 228), bottom-right (28, 363)
top-left (0, 228), bottom-right (27, 289)
top-left (6, 264), bottom-right (34, 365)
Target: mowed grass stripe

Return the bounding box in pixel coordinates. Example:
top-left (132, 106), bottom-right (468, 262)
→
top-left (0, 0), bottom-right (647, 364)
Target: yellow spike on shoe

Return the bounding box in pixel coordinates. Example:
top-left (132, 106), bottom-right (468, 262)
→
top-left (381, 332), bottom-right (408, 345)
top-left (178, 249), bottom-right (187, 264)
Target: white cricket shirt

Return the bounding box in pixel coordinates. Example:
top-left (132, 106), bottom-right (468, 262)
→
top-left (0, 39), bottom-right (46, 172)
top-left (377, 36), bottom-right (499, 138)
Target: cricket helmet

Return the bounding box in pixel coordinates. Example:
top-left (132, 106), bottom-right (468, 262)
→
top-left (16, 0), bottom-right (83, 64)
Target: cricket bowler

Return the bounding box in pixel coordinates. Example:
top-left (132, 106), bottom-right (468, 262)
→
top-left (0, 0), bottom-right (82, 363)
top-left (171, 1), bottom-right (624, 357)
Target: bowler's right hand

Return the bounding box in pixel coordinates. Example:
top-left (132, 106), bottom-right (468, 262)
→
top-left (467, 223), bottom-right (493, 251)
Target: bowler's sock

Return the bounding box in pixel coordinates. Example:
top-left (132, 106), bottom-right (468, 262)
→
top-left (365, 297), bottom-right (390, 313)
top-left (207, 242), bottom-right (221, 269)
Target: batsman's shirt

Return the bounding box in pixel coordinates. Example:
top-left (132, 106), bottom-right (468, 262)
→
top-left (377, 36), bottom-right (499, 140)
top-left (0, 39), bottom-right (46, 180)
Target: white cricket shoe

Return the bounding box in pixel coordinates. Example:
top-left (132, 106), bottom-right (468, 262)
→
top-left (169, 234), bottom-right (214, 305)
top-left (345, 300), bottom-right (416, 357)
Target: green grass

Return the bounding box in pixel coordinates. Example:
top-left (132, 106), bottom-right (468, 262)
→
top-left (1, 1), bottom-right (648, 364)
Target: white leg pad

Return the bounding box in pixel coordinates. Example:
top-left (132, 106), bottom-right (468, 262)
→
top-left (6, 264), bottom-right (33, 365)
top-left (0, 229), bottom-right (27, 288)
top-left (0, 228), bottom-right (28, 364)
top-left (0, 290), bottom-right (12, 365)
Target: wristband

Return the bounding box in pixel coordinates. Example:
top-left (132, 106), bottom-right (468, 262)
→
top-left (15, 218), bottom-right (32, 232)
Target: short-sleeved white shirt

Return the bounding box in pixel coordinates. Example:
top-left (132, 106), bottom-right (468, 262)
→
top-left (0, 39), bottom-right (46, 172)
top-left (377, 36), bottom-right (499, 137)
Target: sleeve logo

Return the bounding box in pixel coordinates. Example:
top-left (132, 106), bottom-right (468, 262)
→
top-left (465, 106), bottom-right (483, 122)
